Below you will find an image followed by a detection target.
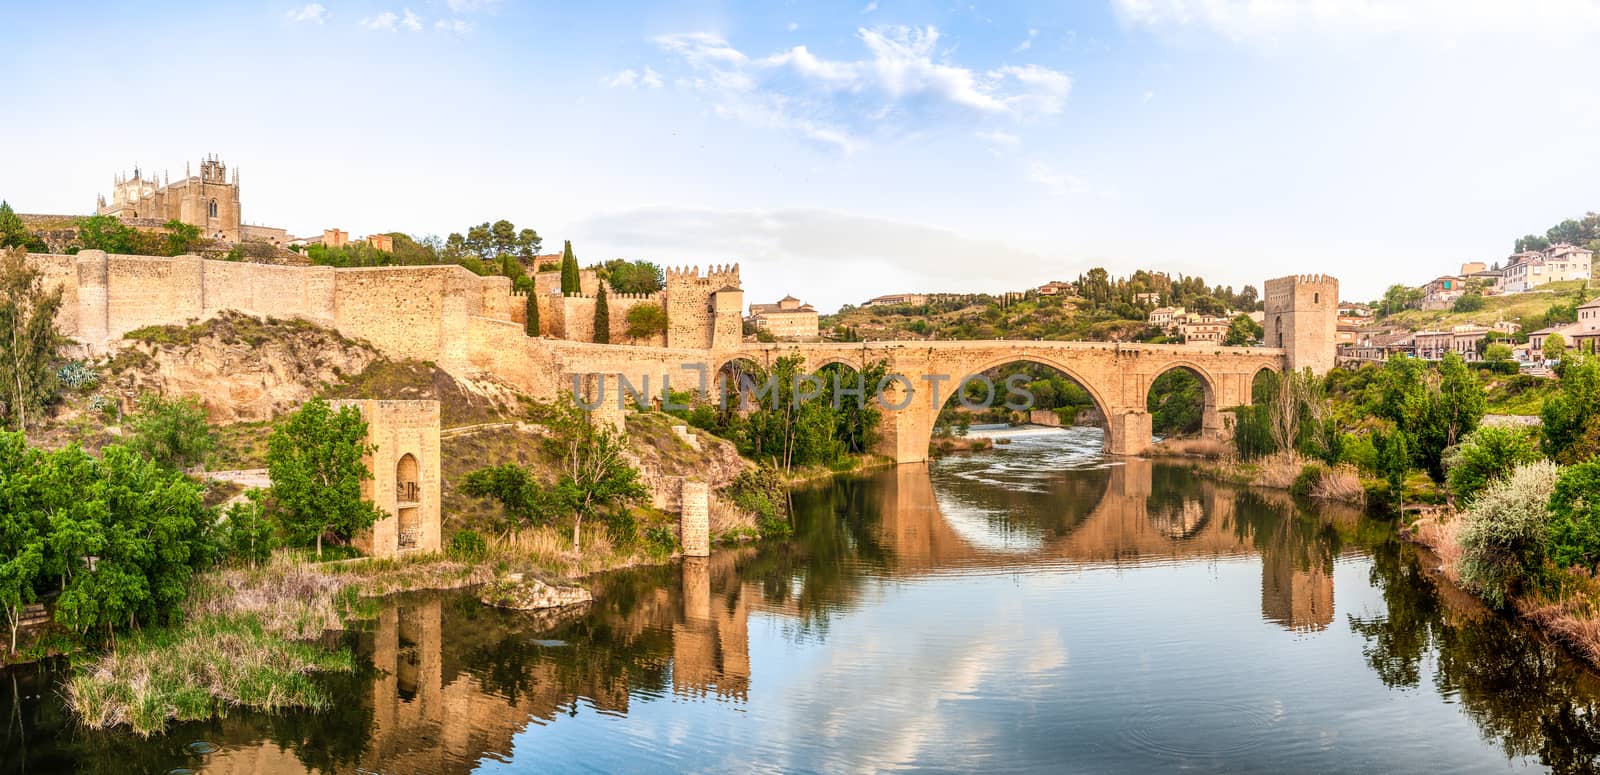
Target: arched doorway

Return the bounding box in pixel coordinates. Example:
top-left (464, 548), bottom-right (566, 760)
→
top-left (396, 453), bottom-right (421, 551)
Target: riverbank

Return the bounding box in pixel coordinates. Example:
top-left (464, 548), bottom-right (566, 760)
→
top-left (1144, 440), bottom-right (1368, 506)
top-left (60, 520), bottom-right (699, 736)
top-left (1405, 510), bottom-right (1600, 670)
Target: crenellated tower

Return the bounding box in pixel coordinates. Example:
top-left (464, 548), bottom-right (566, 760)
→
top-left (1263, 274), bottom-right (1338, 375)
top-left (664, 263), bottom-right (743, 350)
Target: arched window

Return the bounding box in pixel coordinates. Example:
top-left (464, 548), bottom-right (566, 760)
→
top-left (208, 198), bottom-right (218, 218)
top-left (1313, 292), bottom-right (1320, 303)
top-left (1274, 316), bottom-right (1284, 347)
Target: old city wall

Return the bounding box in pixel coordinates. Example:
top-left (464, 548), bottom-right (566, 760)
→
top-left (30, 252), bottom-right (518, 372)
top-left (548, 292), bottom-right (666, 346)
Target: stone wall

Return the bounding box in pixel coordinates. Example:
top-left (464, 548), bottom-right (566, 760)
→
top-left (549, 291), bottom-right (666, 346)
top-left (665, 264), bottom-right (740, 349)
top-left (32, 252), bottom-right (516, 371)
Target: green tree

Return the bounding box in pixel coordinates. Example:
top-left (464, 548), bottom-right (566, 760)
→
top-left (461, 462), bottom-right (544, 525)
top-left (559, 240), bottom-right (580, 295)
top-left (593, 284), bottom-right (611, 344)
top-left (1485, 342), bottom-right (1514, 362)
top-left (125, 392), bottom-right (215, 471)
top-left (217, 494), bottom-right (276, 567)
top-left (1546, 332), bottom-right (1567, 361)
top-left (602, 259), bottom-right (665, 294)
top-left (524, 288), bottom-right (540, 337)
top-left (1516, 234), bottom-right (1552, 253)
top-left (75, 214), bottom-right (150, 254)
top-left (0, 248), bottom-right (64, 433)
top-left (1547, 461), bottom-right (1600, 572)
top-left (1541, 353), bottom-right (1600, 463)
top-left (1445, 425), bottom-right (1542, 504)
top-left (624, 303), bottom-right (667, 342)
top-left (1222, 314), bottom-right (1263, 346)
top-left (1436, 352), bottom-right (1488, 452)
top-left (47, 444), bottom-right (214, 640)
top-left (0, 202), bottom-right (44, 252)
top-left (264, 398), bottom-right (383, 558)
top-left (1376, 427), bottom-right (1410, 511)
top-left (542, 402), bottom-right (647, 550)
top-left (162, 219), bottom-right (201, 256)
top-left (0, 432), bottom-right (46, 651)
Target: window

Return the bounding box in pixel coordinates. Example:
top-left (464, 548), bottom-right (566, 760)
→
top-left (1313, 292), bottom-right (1320, 303)
top-left (208, 198), bottom-right (217, 218)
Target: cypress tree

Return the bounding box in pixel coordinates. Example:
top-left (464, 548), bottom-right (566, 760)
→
top-left (524, 289), bottom-right (540, 337)
top-left (560, 240), bottom-right (580, 295)
top-left (593, 284), bottom-right (610, 344)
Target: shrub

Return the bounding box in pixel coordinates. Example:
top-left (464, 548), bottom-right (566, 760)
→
top-left (1455, 460), bottom-right (1561, 609)
top-left (448, 529), bottom-right (488, 561)
top-left (726, 465), bottom-right (790, 537)
top-left (1444, 425), bottom-right (1542, 505)
top-left (1547, 461), bottom-right (1600, 571)
top-left (643, 525), bottom-right (678, 559)
top-left (218, 497), bottom-right (276, 567)
top-left (1291, 464), bottom-right (1323, 497)
top-left (126, 392), bottom-right (215, 471)
top-left (56, 361), bottom-right (99, 391)
top-left (460, 463), bottom-right (542, 525)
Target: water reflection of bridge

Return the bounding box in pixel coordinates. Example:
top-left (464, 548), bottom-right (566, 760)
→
top-left (200, 460), bottom-right (1355, 774)
top-left (865, 459), bottom-right (1354, 632)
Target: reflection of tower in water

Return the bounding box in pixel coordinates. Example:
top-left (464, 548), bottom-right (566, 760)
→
top-left (1260, 550), bottom-right (1335, 632)
top-left (672, 555), bottom-right (752, 701)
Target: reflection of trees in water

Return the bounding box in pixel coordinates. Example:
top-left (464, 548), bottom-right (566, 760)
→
top-left (1351, 540), bottom-right (1600, 771)
top-left (450, 567), bottom-right (679, 711)
top-left (736, 476), bottom-right (893, 640)
top-left (1146, 465), bottom-right (1209, 539)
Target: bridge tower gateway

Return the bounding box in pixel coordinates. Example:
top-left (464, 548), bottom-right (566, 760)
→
top-left (1263, 274), bottom-right (1339, 376)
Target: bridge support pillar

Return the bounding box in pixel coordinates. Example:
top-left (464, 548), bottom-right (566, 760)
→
top-left (1108, 410), bottom-right (1151, 456)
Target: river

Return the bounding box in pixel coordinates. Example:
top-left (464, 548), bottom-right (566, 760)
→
top-left (6, 426), bottom-right (1600, 773)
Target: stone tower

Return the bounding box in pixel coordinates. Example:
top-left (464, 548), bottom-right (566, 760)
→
top-left (1263, 274), bottom-right (1338, 375)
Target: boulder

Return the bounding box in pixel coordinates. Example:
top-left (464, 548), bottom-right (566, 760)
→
top-left (478, 577), bottom-right (592, 611)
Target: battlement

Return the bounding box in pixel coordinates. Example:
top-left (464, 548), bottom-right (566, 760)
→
top-left (1267, 274), bottom-right (1337, 287)
top-left (665, 264), bottom-right (741, 286)
top-left (558, 290), bottom-right (662, 301)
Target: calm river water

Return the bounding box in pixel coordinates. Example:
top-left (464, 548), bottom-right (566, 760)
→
top-left (7, 426), bottom-right (1600, 774)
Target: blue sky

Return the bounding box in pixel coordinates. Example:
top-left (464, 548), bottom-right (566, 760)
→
top-left (4, 1), bottom-right (1599, 311)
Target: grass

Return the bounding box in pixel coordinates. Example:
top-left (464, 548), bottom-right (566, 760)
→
top-left (67, 614), bottom-right (355, 737)
top-left (1382, 280), bottom-right (1593, 331)
top-left (1485, 375), bottom-right (1556, 416)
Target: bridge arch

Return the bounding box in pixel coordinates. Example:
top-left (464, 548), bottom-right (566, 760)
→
top-left (1144, 362), bottom-right (1220, 441)
top-left (925, 354), bottom-right (1119, 457)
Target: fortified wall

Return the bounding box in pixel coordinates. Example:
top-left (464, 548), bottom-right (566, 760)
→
top-left (27, 251), bottom-right (736, 402)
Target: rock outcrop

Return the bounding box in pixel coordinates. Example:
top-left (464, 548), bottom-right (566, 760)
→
top-left (478, 576), bottom-right (593, 611)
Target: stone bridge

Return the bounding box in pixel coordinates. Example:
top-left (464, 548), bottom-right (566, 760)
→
top-left (700, 340), bottom-right (1287, 462)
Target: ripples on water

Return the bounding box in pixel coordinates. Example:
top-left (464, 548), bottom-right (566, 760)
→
top-left (8, 426), bottom-right (1600, 773)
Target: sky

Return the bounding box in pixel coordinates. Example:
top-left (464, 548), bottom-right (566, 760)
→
top-left (3, 0), bottom-right (1599, 312)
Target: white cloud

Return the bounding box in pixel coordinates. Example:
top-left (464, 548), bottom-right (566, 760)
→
top-left (648, 26), bottom-right (1072, 150)
top-left (1028, 161), bottom-right (1087, 195)
top-left (787, 21), bottom-right (799, 31)
top-left (1012, 28), bottom-right (1038, 52)
top-left (1142, 89), bottom-right (1154, 102)
top-left (445, 0), bottom-right (501, 12)
top-left (285, 3), bottom-right (328, 23)
top-left (361, 11), bottom-right (398, 31)
top-left (861, 1), bottom-right (878, 13)
top-left (602, 67), bottom-right (664, 89)
top-left (1112, 0), bottom-right (1600, 45)
top-left (435, 18), bottom-right (473, 35)
top-left (574, 206), bottom-right (1052, 311)
top-left (401, 8), bottom-right (422, 31)
top-left (976, 129), bottom-right (1020, 153)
